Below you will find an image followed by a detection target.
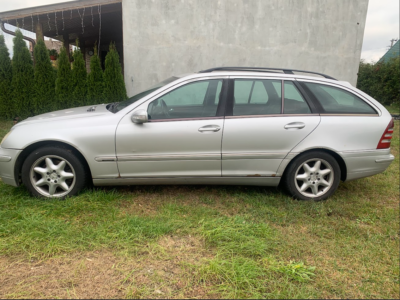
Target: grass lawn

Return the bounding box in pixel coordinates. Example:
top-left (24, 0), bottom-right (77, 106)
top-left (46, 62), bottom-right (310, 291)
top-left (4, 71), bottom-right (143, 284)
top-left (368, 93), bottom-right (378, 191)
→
top-left (0, 119), bottom-right (398, 299)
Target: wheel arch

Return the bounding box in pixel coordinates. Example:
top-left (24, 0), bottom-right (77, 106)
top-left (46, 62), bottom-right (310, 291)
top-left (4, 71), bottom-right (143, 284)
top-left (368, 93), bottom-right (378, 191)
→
top-left (281, 148), bottom-right (347, 182)
top-left (14, 140), bottom-right (92, 185)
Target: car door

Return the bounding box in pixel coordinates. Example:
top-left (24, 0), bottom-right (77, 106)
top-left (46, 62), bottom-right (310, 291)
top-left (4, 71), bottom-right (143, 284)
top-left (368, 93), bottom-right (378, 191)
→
top-left (115, 78), bottom-right (227, 177)
top-left (221, 77), bottom-right (321, 177)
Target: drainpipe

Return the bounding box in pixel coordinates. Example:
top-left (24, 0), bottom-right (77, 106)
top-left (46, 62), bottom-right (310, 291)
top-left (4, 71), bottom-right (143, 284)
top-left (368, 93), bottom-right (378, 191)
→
top-left (1, 21), bottom-right (36, 64)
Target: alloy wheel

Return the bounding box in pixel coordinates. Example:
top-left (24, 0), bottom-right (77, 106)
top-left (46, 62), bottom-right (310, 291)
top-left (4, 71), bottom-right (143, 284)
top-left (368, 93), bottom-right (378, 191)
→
top-left (294, 158), bottom-right (334, 198)
top-left (29, 155), bottom-right (76, 198)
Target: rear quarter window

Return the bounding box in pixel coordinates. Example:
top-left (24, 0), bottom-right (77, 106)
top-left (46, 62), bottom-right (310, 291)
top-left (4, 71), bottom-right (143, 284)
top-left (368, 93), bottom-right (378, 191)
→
top-left (303, 82), bottom-right (377, 114)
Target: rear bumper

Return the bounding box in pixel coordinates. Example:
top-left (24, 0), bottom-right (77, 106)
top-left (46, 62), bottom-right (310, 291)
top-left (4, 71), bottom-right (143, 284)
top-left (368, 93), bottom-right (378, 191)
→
top-left (341, 149), bottom-right (395, 181)
top-left (0, 147), bottom-right (21, 187)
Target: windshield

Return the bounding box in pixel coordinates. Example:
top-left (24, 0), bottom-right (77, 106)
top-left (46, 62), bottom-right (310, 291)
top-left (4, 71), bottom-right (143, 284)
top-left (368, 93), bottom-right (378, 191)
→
top-left (113, 76), bottom-right (179, 113)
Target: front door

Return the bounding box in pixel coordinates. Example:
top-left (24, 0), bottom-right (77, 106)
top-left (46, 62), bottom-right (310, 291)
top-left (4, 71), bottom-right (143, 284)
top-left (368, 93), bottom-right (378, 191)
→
top-left (222, 78), bottom-right (321, 176)
top-left (116, 78), bottom-right (227, 177)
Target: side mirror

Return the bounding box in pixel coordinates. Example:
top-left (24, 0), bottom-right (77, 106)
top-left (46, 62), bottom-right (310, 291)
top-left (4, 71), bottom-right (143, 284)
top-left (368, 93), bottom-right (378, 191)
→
top-left (131, 109), bottom-right (148, 124)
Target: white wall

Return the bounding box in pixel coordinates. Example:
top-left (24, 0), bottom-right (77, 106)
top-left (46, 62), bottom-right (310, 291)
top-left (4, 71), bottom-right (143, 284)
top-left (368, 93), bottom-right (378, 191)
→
top-left (122, 0), bottom-right (369, 96)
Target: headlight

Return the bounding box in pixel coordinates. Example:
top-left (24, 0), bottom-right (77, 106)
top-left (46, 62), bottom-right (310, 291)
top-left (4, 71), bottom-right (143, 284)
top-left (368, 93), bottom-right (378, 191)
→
top-left (1, 131), bottom-right (11, 146)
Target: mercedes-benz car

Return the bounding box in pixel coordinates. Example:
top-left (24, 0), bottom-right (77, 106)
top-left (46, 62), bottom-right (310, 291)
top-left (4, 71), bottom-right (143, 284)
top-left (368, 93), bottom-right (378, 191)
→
top-left (0, 67), bottom-right (395, 201)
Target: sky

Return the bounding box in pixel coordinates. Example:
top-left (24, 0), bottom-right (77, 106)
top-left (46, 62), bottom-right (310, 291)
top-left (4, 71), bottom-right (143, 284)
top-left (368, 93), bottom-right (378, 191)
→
top-left (0, 0), bottom-right (399, 63)
top-left (361, 0), bottom-right (399, 62)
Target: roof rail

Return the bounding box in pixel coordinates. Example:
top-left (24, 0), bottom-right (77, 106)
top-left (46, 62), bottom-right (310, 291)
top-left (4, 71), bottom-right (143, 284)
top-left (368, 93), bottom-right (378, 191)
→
top-left (199, 67), bottom-right (337, 80)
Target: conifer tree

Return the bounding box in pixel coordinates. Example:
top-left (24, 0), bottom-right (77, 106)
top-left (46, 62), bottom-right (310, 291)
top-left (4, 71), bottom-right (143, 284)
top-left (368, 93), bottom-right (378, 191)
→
top-left (55, 46), bottom-right (73, 109)
top-left (0, 35), bottom-right (13, 119)
top-left (71, 44), bottom-right (87, 107)
top-left (103, 43), bottom-right (127, 102)
top-left (11, 29), bottom-right (34, 118)
top-left (87, 45), bottom-right (104, 105)
top-left (33, 39), bottom-right (55, 114)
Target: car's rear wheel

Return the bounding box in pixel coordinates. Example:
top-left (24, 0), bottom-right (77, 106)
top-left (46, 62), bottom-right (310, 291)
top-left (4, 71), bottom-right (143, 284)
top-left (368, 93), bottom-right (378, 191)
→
top-left (22, 146), bottom-right (88, 199)
top-left (282, 151), bottom-right (340, 201)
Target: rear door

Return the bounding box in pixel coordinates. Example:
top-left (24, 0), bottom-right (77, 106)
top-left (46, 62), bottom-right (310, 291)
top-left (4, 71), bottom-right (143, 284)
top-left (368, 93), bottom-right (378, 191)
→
top-left (221, 77), bottom-right (321, 177)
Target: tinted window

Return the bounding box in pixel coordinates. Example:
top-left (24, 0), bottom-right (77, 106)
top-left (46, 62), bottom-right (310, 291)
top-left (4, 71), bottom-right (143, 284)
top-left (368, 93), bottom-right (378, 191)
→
top-left (284, 81), bottom-right (311, 114)
top-left (233, 79), bottom-right (282, 116)
top-left (304, 82), bottom-right (377, 114)
top-left (163, 81), bottom-right (209, 106)
top-left (214, 81), bottom-right (223, 104)
top-left (148, 80), bottom-right (223, 120)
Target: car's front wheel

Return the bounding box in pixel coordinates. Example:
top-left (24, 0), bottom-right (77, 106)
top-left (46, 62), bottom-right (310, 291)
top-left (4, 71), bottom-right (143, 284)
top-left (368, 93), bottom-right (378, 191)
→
top-left (282, 151), bottom-right (341, 201)
top-left (22, 146), bottom-right (88, 199)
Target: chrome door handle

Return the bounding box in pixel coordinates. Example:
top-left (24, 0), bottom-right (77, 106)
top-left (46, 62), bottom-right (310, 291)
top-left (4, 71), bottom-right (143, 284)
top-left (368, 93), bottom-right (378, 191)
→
top-left (198, 125), bottom-right (221, 132)
top-left (284, 122), bottom-right (305, 130)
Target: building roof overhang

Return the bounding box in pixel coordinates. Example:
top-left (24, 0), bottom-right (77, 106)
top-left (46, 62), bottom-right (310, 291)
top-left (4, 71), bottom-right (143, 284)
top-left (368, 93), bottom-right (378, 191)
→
top-left (0, 0), bottom-right (122, 47)
top-left (0, 0), bottom-right (121, 20)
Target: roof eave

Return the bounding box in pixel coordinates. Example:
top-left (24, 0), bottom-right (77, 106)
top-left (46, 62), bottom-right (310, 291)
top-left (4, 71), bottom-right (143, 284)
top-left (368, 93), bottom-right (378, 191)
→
top-left (0, 0), bottom-right (121, 21)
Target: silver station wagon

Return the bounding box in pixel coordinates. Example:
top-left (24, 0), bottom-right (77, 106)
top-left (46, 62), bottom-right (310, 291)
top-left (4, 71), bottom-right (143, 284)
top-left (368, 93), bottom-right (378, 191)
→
top-left (0, 67), bottom-right (395, 200)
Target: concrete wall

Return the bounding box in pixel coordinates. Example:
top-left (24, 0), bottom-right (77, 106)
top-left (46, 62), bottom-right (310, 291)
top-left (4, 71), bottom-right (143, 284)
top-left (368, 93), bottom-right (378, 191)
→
top-left (122, 0), bottom-right (368, 96)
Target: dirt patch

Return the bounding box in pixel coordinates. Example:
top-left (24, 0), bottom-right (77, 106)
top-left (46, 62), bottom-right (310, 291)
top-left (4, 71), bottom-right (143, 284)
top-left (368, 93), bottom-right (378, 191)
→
top-left (0, 253), bottom-right (125, 299)
top-left (0, 235), bottom-right (216, 299)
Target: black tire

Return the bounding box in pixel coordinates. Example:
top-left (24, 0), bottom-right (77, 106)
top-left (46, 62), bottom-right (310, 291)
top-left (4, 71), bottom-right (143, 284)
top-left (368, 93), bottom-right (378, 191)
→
top-left (21, 146), bottom-right (89, 199)
top-left (282, 151), bottom-right (341, 201)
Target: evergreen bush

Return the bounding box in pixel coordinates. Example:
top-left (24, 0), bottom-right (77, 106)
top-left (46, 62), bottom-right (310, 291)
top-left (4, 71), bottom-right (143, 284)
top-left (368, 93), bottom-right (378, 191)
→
top-left (71, 45), bottom-right (87, 107)
top-left (11, 29), bottom-right (34, 118)
top-left (33, 39), bottom-right (55, 115)
top-left (87, 45), bottom-right (104, 105)
top-left (357, 57), bottom-right (400, 107)
top-left (55, 47), bottom-right (73, 109)
top-left (0, 35), bottom-right (13, 119)
top-left (103, 43), bottom-right (127, 102)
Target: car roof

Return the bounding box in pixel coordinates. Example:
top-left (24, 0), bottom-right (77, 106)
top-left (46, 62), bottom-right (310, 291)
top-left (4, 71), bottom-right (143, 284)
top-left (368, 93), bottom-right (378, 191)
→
top-left (176, 71), bottom-right (350, 87)
top-left (199, 67), bottom-right (336, 79)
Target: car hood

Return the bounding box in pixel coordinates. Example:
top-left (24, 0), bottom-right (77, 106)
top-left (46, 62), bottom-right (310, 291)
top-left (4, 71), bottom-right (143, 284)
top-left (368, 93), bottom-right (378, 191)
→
top-left (15, 104), bottom-right (111, 126)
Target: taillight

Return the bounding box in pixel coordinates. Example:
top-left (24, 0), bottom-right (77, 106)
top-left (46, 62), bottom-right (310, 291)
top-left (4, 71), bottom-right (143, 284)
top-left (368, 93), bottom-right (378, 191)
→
top-left (377, 118), bottom-right (395, 149)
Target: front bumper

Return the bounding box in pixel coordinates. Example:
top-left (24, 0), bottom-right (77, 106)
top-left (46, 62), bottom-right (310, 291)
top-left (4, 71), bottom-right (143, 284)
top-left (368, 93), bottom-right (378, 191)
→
top-left (0, 147), bottom-right (22, 187)
top-left (341, 149), bottom-right (395, 181)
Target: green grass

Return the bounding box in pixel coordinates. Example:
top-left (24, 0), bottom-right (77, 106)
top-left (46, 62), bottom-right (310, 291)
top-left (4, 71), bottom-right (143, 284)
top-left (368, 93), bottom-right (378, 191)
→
top-left (0, 119), bottom-right (398, 299)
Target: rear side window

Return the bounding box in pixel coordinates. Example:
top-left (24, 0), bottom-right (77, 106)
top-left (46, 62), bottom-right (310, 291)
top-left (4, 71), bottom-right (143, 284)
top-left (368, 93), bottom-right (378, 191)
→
top-left (233, 79), bottom-right (282, 115)
top-left (303, 82), bottom-right (377, 114)
top-left (284, 81), bottom-right (311, 114)
top-left (214, 81), bottom-right (223, 104)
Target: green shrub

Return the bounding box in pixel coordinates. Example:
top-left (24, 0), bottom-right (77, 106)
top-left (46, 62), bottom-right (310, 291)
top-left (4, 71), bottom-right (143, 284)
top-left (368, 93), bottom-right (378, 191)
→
top-left (103, 43), bottom-right (127, 102)
top-left (11, 29), bottom-right (34, 118)
top-left (0, 35), bottom-right (13, 119)
top-left (71, 46), bottom-right (87, 107)
top-left (33, 40), bottom-right (56, 115)
top-left (357, 57), bottom-right (400, 107)
top-left (87, 46), bottom-right (104, 105)
top-left (55, 47), bottom-right (73, 109)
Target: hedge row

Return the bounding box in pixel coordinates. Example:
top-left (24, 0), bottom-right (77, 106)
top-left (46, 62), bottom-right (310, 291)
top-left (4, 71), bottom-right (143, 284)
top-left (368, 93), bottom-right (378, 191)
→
top-left (0, 29), bottom-right (127, 120)
top-left (357, 57), bottom-right (400, 107)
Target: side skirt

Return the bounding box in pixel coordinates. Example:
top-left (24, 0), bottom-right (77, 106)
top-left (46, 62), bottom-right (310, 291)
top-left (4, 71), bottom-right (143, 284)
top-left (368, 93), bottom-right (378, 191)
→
top-left (93, 177), bottom-right (281, 187)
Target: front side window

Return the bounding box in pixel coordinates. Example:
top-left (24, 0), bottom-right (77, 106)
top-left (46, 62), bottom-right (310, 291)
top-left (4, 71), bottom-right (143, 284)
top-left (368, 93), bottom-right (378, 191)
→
top-left (303, 82), bottom-right (377, 114)
top-left (148, 79), bottom-right (223, 120)
top-left (233, 79), bottom-right (282, 116)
